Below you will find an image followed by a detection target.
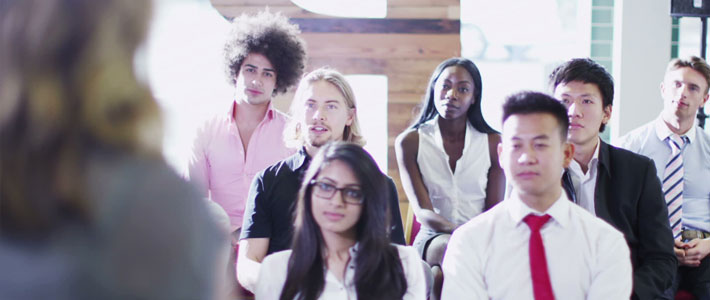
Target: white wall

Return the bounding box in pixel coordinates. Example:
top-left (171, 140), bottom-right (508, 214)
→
top-left (611, 0), bottom-right (671, 142)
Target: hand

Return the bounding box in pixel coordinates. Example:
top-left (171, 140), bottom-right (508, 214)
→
top-left (682, 238), bottom-right (710, 267)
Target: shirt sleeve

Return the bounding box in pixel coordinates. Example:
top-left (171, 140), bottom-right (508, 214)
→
top-left (187, 123), bottom-right (210, 199)
top-left (441, 228), bottom-right (488, 300)
top-left (255, 251), bottom-right (289, 300)
top-left (400, 246), bottom-right (427, 300)
top-left (586, 230), bottom-right (633, 299)
top-left (240, 170), bottom-right (272, 240)
top-left (386, 177), bottom-right (406, 245)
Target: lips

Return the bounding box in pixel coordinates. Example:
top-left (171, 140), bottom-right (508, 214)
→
top-left (246, 89), bottom-right (263, 96)
top-left (323, 211), bottom-right (344, 221)
top-left (516, 171), bottom-right (539, 179)
top-left (441, 102), bottom-right (458, 110)
top-left (569, 123), bottom-right (583, 129)
top-left (309, 125), bottom-right (329, 134)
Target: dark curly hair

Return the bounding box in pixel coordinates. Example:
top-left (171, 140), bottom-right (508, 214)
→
top-left (224, 10), bottom-right (307, 94)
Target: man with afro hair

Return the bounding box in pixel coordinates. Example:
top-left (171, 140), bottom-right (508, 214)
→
top-left (187, 10), bottom-right (306, 296)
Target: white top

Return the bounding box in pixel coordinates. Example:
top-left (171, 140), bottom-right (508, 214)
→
top-left (441, 190), bottom-right (632, 300)
top-left (417, 118), bottom-right (490, 227)
top-left (568, 138), bottom-right (601, 214)
top-left (255, 244), bottom-right (427, 300)
top-left (618, 116), bottom-right (710, 232)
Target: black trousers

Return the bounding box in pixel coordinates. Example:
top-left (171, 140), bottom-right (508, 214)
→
top-left (667, 256), bottom-right (710, 300)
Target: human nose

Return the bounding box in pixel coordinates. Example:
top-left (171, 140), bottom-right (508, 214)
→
top-left (445, 87), bottom-right (457, 101)
top-left (680, 84), bottom-right (690, 98)
top-left (311, 105), bottom-right (326, 121)
top-left (330, 189), bottom-right (346, 206)
top-left (568, 101), bottom-right (581, 118)
top-left (517, 147), bottom-right (538, 165)
top-left (251, 75), bottom-right (262, 87)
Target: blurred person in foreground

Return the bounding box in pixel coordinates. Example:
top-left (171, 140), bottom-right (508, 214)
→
top-left (0, 0), bottom-right (222, 299)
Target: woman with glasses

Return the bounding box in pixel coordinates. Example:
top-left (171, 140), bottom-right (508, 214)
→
top-left (255, 142), bottom-right (426, 299)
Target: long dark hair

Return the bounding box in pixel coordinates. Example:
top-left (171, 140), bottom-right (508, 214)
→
top-left (411, 57), bottom-right (497, 134)
top-left (280, 142), bottom-right (407, 300)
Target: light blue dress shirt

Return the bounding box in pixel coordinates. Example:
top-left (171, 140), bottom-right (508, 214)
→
top-left (618, 116), bottom-right (710, 232)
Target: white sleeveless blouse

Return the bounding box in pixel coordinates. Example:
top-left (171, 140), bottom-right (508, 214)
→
top-left (416, 118), bottom-right (490, 227)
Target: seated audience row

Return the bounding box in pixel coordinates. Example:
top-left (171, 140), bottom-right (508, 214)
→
top-left (4, 2), bottom-right (710, 299)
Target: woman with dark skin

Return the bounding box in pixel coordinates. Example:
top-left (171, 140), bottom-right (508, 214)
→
top-left (395, 57), bottom-right (506, 300)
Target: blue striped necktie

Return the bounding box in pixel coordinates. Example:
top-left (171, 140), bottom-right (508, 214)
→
top-left (664, 134), bottom-right (687, 240)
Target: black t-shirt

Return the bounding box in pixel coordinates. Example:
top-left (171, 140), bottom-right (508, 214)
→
top-left (240, 148), bottom-right (406, 254)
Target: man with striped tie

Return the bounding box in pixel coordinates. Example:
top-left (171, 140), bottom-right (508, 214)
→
top-left (620, 56), bottom-right (710, 299)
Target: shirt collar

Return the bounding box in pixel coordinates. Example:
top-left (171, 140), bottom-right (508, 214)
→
top-left (287, 147), bottom-right (311, 172)
top-left (228, 100), bottom-right (276, 121)
top-left (654, 114), bottom-right (697, 144)
top-left (568, 137), bottom-right (602, 177)
top-left (508, 189), bottom-right (570, 229)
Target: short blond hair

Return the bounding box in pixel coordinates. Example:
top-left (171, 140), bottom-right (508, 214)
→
top-left (284, 67), bottom-right (365, 148)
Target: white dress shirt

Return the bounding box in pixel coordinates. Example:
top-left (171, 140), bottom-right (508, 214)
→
top-left (417, 118), bottom-right (490, 227)
top-left (255, 244), bottom-right (426, 300)
top-left (568, 138), bottom-right (601, 214)
top-left (441, 190), bottom-right (632, 300)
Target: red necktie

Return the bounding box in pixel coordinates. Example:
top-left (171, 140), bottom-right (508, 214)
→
top-left (523, 214), bottom-right (555, 300)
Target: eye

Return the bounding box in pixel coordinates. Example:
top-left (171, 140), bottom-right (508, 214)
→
top-left (305, 102), bottom-right (316, 109)
top-left (245, 68), bottom-right (255, 73)
top-left (264, 72), bottom-right (274, 78)
top-left (560, 98), bottom-right (570, 104)
top-left (316, 182), bottom-right (335, 192)
top-left (344, 188), bottom-right (363, 200)
top-left (442, 84), bottom-right (451, 90)
top-left (675, 81), bottom-right (682, 88)
top-left (582, 99), bottom-right (593, 104)
top-left (327, 104), bottom-right (338, 110)
top-left (690, 85), bottom-right (700, 92)
top-left (534, 143), bottom-right (548, 149)
top-left (458, 87), bottom-right (469, 93)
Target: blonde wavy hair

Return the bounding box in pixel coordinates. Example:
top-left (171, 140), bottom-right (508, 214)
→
top-left (284, 67), bottom-right (366, 149)
top-left (0, 0), bottom-right (160, 232)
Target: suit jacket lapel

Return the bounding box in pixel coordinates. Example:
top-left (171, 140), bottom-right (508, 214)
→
top-left (594, 141), bottom-right (613, 221)
top-left (562, 169), bottom-right (577, 203)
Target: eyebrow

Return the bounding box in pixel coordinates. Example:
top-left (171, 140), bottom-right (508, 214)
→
top-left (318, 176), bottom-right (361, 187)
top-left (244, 64), bottom-right (276, 73)
top-left (560, 92), bottom-right (596, 98)
top-left (511, 134), bottom-right (550, 141)
top-left (444, 79), bottom-right (472, 84)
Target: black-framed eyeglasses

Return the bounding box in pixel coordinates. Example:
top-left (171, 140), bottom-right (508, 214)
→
top-left (309, 179), bottom-right (364, 205)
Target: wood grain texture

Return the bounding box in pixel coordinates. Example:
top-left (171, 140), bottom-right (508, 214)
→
top-left (301, 33), bottom-right (460, 59)
top-left (214, 5), bottom-right (459, 19)
top-left (291, 18), bottom-right (459, 34)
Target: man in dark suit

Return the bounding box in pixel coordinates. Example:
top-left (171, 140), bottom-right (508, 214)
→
top-left (550, 58), bottom-right (677, 299)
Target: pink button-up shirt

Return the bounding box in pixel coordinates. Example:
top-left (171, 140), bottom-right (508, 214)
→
top-left (188, 101), bottom-right (293, 231)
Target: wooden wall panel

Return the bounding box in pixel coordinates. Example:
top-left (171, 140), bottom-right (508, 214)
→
top-left (302, 33), bottom-right (459, 59)
top-left (215, 5), bottom-right (458, 19)
top-left (210, 0), bottom-right (461, 211)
